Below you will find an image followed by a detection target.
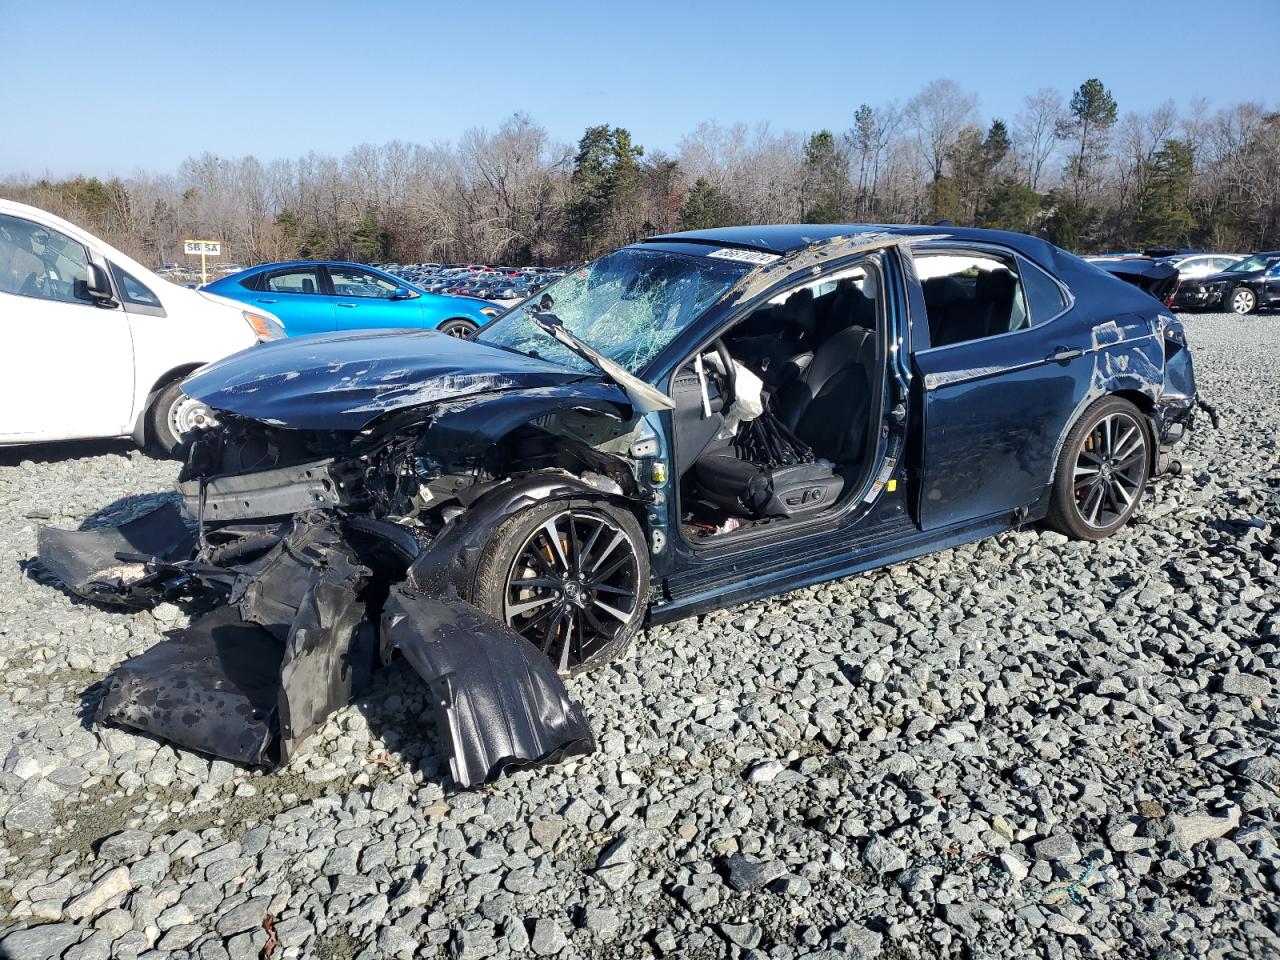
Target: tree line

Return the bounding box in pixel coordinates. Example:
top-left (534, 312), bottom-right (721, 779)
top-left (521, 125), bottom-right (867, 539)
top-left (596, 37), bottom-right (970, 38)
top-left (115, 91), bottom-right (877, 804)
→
top-left (5, 78), bottom-right (1278, 269)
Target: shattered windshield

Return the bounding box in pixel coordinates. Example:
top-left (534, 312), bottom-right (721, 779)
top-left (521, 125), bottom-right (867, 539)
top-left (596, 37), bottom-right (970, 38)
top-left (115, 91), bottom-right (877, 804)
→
top-left (476, 248), bottom-right (749, 376)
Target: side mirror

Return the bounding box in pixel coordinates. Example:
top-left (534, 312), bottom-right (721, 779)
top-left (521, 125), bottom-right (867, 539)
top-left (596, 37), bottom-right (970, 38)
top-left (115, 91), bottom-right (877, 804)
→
top-left (392, 286), bottom-right (413, 300)
top-left (76, 263), bottom-right (118, 307)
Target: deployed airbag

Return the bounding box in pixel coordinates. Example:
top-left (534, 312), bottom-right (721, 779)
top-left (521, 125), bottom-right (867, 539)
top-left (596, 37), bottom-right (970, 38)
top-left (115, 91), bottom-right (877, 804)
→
top-left (381, 585), bottom-right (595, 787)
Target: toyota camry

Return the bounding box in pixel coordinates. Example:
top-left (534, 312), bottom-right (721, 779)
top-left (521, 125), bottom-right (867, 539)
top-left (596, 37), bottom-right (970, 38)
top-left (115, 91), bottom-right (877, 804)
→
top-left (38, 224), bottom-right (1201, 787)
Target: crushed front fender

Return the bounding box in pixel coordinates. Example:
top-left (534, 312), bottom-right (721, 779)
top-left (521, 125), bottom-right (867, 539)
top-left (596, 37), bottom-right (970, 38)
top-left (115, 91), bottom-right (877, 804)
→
top-left (381, 584), bottom-right (595, 787)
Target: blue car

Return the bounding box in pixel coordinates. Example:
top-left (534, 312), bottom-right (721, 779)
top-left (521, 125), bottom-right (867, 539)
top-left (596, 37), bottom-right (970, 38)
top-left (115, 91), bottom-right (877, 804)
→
top-left (203, 261), bottom-right (502, 337)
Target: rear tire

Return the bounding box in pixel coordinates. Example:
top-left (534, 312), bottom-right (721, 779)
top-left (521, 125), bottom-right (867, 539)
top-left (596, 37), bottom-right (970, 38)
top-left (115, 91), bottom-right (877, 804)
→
top-left (146, 380), bottom-right (217, 458)
top-left (1046, 396), bottom-right (1151, 541)
top-left (1227, 286), bottom-right (1257, 315)
top-left (438, 318), bottom-right (478, 338)
top-left (467, 498), bottom-right (649, 674)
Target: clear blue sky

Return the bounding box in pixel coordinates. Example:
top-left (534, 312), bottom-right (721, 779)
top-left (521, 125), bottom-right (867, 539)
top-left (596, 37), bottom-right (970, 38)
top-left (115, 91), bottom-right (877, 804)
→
top-left (2, 0), bottom-right (1272, 178)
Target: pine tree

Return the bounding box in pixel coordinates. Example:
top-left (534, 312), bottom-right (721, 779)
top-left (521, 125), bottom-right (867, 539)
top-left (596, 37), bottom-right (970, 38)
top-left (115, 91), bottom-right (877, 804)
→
top-left (681, 178), bottom-right (739, 230)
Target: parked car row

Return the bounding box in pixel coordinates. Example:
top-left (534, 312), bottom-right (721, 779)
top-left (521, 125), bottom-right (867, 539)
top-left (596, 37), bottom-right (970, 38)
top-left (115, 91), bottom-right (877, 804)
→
top-left (156, 262), bottom-right (246, 282)
top-left (1086, 246), bottom-right (1280, 314)
top-left (379, 263), bottom-right (566, 301)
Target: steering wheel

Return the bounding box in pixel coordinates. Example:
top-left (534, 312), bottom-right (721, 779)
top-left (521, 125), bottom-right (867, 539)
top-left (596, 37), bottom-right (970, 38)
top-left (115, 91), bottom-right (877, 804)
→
top-left (713, 338), bottom-right (736, 409)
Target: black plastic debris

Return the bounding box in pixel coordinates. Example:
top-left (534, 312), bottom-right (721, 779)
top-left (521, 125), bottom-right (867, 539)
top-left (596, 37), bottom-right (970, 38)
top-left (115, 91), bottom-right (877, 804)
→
top-left (98, 605), bottom-right (284, 765)
top-left (42, 504), bottom-right (597, 787)
top-left (382, 585), bottom-right (595, 787)
top-left (36, 502), bottom-right (195, 605)
top-left (96, 514), bottom-right (374, 767)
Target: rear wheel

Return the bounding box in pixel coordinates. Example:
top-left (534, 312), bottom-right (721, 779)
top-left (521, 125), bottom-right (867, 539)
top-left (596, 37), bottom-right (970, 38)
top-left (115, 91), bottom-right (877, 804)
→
top-left (1227, 286), bottom-right (1257, 315)
top-left (146, 379), bottom-right (218, 458)
top-left (468, 499), bottom-right (649, 673)
top-left (438, 318), bottom-right (478, 338)
top-left (1046, 396), bottom-right (1150, 541)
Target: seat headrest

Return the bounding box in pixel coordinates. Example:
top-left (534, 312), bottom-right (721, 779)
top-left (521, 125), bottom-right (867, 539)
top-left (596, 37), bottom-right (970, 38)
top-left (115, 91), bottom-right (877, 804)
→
top-left (976, 267), bottom-right (1015, 299)
top-left (922, 275), bottom-right (964, 305)
top-left (774, 287), bottom-right (817, 333)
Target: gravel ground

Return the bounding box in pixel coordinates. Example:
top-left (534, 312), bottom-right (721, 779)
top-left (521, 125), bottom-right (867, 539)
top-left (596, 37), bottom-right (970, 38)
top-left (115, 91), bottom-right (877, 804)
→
top-left (0, 311), bottom-right (1277, 960)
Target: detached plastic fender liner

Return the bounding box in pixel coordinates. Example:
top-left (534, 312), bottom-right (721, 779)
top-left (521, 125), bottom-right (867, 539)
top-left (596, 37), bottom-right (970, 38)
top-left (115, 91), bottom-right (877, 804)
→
top-left (381, 585), bottom-right (595, 788)
top-left (96, 513), bottom-right (373, 769)
top-left (36, 501), bottom-right (196, 606)
top-left (97, 605), bottom-right (284, 766)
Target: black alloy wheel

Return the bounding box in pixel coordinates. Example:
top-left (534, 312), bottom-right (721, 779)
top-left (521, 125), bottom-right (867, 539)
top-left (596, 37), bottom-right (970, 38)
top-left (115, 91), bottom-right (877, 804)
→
top-left (1046, 396), bottom-right (1151, 541)
top-left (503, 509), bottom-right (641, 671)
top-left (1071, 410), bottom-right (1147, 529)
top-left (469, 499), bottom-right (650, 673)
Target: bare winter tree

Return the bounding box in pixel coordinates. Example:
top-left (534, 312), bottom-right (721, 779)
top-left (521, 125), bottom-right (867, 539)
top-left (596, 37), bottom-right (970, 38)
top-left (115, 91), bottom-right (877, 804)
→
top-left (1014, 88), bottom-right (1065, 191)
top-left (4, 83), bottom-right (1279, 263)
top-left (906, 79), bottom-right (979, 182)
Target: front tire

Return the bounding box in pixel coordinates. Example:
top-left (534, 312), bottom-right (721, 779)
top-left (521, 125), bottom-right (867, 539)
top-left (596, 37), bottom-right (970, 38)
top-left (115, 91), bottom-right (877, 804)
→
top-left (1227, 286), bottom-right (1257, 315)
top-left (1046, 396), bottom-right (1151, 541)
top-left (438, 318), bottom-right (478, 338)
top-left (146, 380), bottom-right (218, 458)
top-left (467, 499), bottom-right (649, 674)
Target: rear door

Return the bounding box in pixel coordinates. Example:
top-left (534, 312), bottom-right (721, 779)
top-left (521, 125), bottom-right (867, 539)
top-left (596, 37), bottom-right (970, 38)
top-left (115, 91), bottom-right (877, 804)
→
top-left (325, 265), bottom-right (421, 330)
top-left (0, 211), bottom-right (135, 441)
top-left (253, 266), bottom-right (334, 335)
top-left (908, 243), bottom-right (1090, 530)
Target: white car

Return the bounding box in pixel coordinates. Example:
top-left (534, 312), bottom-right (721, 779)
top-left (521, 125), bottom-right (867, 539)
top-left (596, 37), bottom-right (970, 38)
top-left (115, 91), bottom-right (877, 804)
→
top-left (1167, 253), bottom-right (1244, 280)
top-left (0, 199), bottom-right (283, 454)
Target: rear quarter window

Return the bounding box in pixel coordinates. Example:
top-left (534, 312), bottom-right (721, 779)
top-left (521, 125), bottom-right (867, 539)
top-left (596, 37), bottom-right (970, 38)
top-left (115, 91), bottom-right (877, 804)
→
top-left (1019, 257), bottom-right (1069, 324)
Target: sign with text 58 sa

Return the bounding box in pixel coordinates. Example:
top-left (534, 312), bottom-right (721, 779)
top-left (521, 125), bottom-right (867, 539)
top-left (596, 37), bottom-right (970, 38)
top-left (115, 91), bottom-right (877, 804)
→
top-left (183, 240), bottom-right (221, 256)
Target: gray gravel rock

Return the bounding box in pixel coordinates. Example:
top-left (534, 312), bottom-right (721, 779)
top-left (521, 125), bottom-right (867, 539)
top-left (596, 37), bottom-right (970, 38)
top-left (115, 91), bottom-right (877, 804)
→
top-left (723, 852), bottom-right (787, 890)
top-left (0, 922), bottom-right (85, 959)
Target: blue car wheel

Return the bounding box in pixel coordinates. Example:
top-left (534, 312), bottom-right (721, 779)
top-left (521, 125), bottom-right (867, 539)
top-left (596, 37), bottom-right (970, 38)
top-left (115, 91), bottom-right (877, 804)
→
top-left (437, 317), bottom-right (479, 338)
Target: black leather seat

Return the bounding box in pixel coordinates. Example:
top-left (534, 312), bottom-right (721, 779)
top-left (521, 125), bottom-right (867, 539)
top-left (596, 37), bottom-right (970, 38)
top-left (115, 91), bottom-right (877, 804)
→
top-left (777, 326), bottom-right (878, 463)
top-left (730, 287), bottom-right (818, 390)
top-left (695, 326), bottom-right (878, 519)
top-left (925, 269), bottom-right (1022, 346)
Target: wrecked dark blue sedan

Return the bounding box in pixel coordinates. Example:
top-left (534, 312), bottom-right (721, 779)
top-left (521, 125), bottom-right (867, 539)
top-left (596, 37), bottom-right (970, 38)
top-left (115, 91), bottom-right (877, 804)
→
top-left (38, 225), bottom-right (1201, 787)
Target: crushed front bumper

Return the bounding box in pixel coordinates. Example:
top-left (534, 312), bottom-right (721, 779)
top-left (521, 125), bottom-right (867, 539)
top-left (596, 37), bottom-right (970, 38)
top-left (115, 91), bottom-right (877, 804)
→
top-left (36, 507), bottom-right (595, 787)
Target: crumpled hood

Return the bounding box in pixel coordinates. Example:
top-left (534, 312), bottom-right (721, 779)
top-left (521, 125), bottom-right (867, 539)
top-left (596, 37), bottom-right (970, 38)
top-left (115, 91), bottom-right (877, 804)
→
top-left (182, 328), bottom-right (590, 430)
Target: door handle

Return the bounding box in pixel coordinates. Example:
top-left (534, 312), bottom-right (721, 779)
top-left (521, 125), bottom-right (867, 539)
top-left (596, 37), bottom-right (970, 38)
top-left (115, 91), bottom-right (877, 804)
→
top-left (255, 298), bottom-right (278, 304)
top-left (1047, 347), bottom-right (1083, 363)
top-left (337, 302), bottom-right (356, 308)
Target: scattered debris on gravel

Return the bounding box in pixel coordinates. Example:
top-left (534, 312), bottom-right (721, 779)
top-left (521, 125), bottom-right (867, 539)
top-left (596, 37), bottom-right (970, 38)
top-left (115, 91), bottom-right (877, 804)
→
top-left (1, 312), bottom-right (1277, 959)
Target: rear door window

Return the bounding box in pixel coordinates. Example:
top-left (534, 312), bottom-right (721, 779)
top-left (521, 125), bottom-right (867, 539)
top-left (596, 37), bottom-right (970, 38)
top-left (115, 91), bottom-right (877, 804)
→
top-left (263, 268), bottom-right (322, 294)
top-left (914, 250), bottom-right (1030, 348)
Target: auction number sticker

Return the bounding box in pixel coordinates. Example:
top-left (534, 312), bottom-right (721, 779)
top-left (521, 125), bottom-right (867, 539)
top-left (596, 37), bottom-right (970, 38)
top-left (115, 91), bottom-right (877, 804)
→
top-left (707, 248), bottom-right (781, 265)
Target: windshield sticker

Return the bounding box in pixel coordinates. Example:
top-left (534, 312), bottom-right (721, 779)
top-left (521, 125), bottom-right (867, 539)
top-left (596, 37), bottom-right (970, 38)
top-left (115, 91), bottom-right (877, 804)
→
top-left (707, 248), bottom-right (781, 266)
